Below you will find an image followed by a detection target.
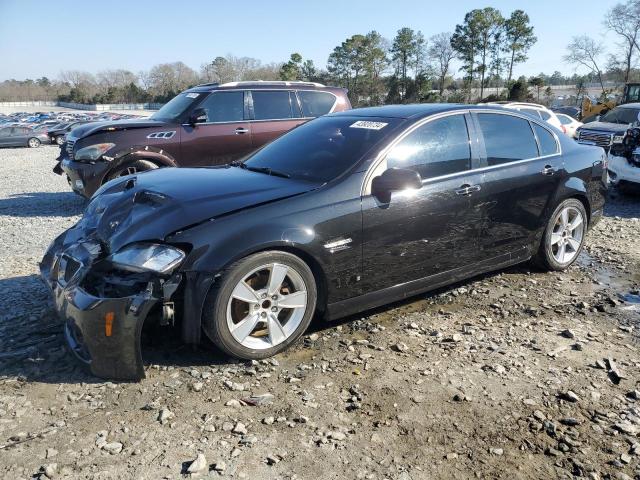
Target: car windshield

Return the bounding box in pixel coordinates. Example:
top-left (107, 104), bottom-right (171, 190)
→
top-left (242, 116), bottom-right (399, 183)
top-left (601, 107), bottom-right (640, 125)
top-left (150, 92), bottom-right (201, 121)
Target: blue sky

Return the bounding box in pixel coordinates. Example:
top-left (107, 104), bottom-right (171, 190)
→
top-left (0, 0), bottom-right (622, 81)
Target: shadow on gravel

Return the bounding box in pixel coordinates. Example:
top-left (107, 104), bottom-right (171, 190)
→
top-left (0, 191), bottom-right (85, 218)
top-left (605, 191), bottom-right (640, 219)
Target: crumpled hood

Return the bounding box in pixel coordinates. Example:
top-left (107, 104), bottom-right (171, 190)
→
top-left (579, 121), bottom-right (629, 134)
top-left (77, 166), bottom-right (319, 253)
top-left (70, 118), bottom-right (168, 140)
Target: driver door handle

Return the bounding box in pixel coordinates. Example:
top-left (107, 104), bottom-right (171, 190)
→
top-left (455, 184), bottom-right (481, 196)
top-left (235, 128), bottom-right (249, 134)
top-left (541, 164), bottom-right (555, 176)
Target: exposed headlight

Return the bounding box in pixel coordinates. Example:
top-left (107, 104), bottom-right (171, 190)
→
top-left (75, 143), bottom-right (115, 161)
top-left (109, 243), bottom-right (185, 274)
top-left (612, 135), bottom-right (625, 144)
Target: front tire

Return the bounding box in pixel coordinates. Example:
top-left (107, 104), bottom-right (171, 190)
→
top-left (534, 199), bottom-right (587, 271)
top-left (202, 251), bottom-right (317, 360)
top-left (27, 137), bottom-right (41, 148)
top-left (55, 135), bottom-right (65, 146)
top-left (106, 159), bottom-right (158, 180)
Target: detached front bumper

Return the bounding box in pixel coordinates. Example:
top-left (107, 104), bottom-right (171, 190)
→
top-left (608, 154), bottom-right (640, 185)
top-left (40, 233), bottom-right (161, 380)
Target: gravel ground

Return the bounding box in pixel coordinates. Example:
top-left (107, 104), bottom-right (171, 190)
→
top-left (0, 146), bottom-right (639, 480)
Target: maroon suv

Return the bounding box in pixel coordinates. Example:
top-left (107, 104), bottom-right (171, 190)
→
top-left (54, 81), bottom-right (351, 198)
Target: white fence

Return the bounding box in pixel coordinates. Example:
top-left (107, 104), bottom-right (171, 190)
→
top-left (0, 100), bottom-right (162, 111)
top-left (0, 101), bottom-right (57, 107)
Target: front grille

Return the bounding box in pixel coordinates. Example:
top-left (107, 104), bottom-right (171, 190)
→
top-left (66, 140), bottom-right (75, 160)
top-left (578, 130), bottom-right (613, 148)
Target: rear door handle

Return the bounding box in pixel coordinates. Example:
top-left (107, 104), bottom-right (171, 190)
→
top-left (235, 128), bottom-right (249, 134)
top-left (455, 184), bottom-right (481, 196)
top-left (541, 164), bottom-right (555, 176)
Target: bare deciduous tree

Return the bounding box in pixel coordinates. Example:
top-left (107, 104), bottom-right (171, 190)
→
top-left (428, 32), bottom-right (456, 95)
top-left (563, 35), bottom-right (607, 95)
top-left (604, 0), bottom-right (640, 82)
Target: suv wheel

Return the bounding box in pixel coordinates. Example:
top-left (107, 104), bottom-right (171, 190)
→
top-left (202, 251), bottom-right (317, 360)
top-left (28, 137), bottom-right (41, 148)
top-left (534, 199), bottom-right (587, 271)
top-left (55, 135), bottom-right (65, 146)
top-left (107, 160), bottom-right (158, 180)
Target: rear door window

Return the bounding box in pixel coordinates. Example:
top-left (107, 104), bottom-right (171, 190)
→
top-left (252, 90), bottom-right (293, 120)
top-left (532, 123), bottom-right (559, 156)
top-left (386, 114), bottom-right (471, 178)
top-left (298, 91), bottom-right (337, 117)
top-left (477, 113), bottom-right (539, 166)
top-left (198, 91), bottom-right (245, 123)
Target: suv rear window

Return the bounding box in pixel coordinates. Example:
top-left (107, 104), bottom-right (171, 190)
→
top-left (298, 91), bottom-right (336, 117)
top-left (252, 91), bottom-right (293, 120)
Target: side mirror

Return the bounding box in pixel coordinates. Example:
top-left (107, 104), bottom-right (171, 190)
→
top-left (189, 108), bottom-right (207, 125)
top-left (372, 168), bottom-right (422, 196)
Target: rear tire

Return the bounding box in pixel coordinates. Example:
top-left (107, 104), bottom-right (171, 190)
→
top-left (534, 199), bottom-right (587, 271)
top-left (106, 159), bottom-right (158, 181)
top-left (202, 251), bottom-right (317, 360)
top-left (27, 137), bottom-right (41, 148)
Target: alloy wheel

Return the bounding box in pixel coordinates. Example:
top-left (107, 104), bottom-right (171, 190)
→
top-left (549, 206), bottom-right (584, 265)
top-left (28, 138), bottom-right (40, 148)
top-left (226, 262), bottom-right (308, 350)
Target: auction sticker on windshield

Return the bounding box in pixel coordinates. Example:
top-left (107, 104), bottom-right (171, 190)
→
top-left (350, 121), bottom-right (388, 130)
top-left (186, 93), bottom-right (200, 98)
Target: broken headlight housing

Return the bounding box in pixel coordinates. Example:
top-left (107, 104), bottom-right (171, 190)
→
top-left (75, 143), bottom-right (115, 162)
top-left (109, 243), bottom-right (185, 274)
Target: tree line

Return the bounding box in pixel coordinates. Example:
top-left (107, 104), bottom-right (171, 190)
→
top-left (1, 2), bottom-right (639, 106)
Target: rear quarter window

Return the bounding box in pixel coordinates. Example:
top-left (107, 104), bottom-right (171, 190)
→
top-left (298, 91), bottom-right (337, 117)
top-left (532, 123), bottom-right (559, 156)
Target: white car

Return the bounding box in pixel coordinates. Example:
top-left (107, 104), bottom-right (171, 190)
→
top-left (555, 113), bottom-right (583, 138)
top-left (485, 102), bottom-right (564, 132)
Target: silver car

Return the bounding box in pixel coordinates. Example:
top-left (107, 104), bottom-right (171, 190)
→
top-left (0, 126), bottom-right (50, 148)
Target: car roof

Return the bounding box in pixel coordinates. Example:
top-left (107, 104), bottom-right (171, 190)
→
top-left (329, 103), bottom-right (513, 120)
top-left (186, 80), bottom-right (344, 93)
top-left (618, 103), bottom-right (640, 109)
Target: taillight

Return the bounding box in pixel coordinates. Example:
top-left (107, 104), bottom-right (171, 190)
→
top-left (561, 125), bottom-right (567, 134)
top-left (602, 154), bottom-right (608, 170)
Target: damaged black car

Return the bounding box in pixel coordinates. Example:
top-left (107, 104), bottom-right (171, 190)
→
top-left (41, 104), bottom-right (607, 380)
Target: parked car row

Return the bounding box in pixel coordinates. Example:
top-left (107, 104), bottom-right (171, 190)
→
top-left (0, 110), bottom-right (144, 148)
top-left (41, 81), bottom-right (607, 380)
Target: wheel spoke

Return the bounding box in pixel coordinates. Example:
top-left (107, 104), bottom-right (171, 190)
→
top-left (568, 214), bottom-right (583, 231)
top-left (232, 313), bottom-right (260, 342)
top-left (232, 281), bottom-right (259, 304)
top-left (550, 232), bottom-right (563, 245)
top-left (267, 264), bottom-right (289, 296)
top-left (560, 209), bottom-right (569, 228)
top-left (557, 242), bottom-right (567, 262)
top-left (567, 237), bottom-right (580, 251)
top-left (267, 313), bottom-right (287, 345)
top-left (278, 290), bottom-right (307, 309)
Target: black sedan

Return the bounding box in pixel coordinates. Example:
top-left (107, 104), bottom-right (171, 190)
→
top-left (40, 104), bottom-right (607, 380)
